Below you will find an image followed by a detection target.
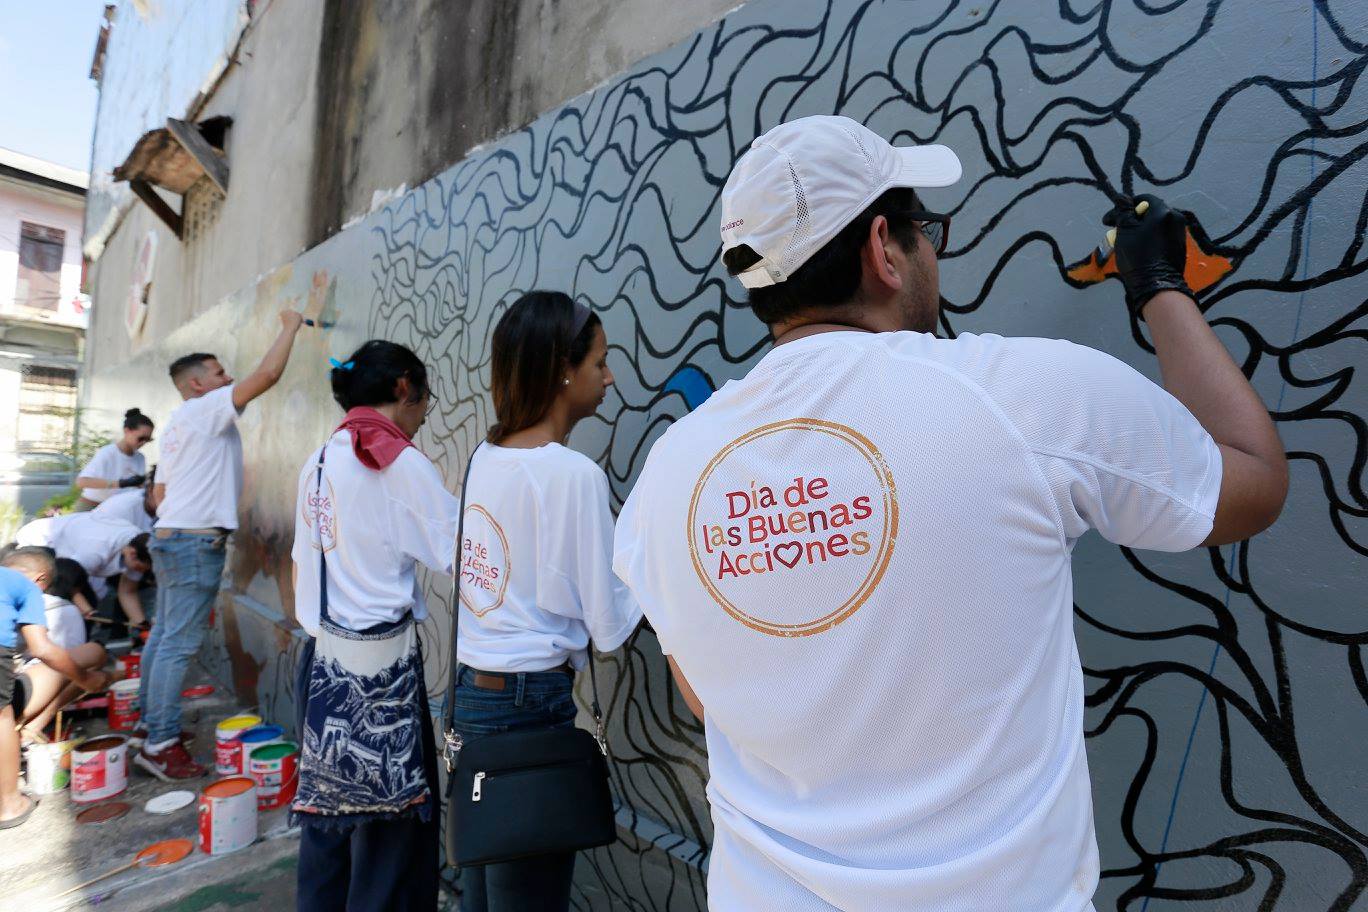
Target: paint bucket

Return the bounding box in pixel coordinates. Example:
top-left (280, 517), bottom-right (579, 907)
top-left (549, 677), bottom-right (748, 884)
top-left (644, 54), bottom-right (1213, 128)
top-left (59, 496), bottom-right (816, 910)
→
top-left (198, 776), bottom-right (257, 855)
top-left (248, 741), bottom-right (299, 810)
top-left (116, 651), bottom-right (141, 680)
top-left (24, 739), bottom-right (75, 794)
top-left (108, 679), bottom-right (141, 731)
top-left (71, 734), bottom-right (128, 803)
top-left (214, 714), bottom-right (262, 775)
top-left (232, 725), bottom-right (284, 775)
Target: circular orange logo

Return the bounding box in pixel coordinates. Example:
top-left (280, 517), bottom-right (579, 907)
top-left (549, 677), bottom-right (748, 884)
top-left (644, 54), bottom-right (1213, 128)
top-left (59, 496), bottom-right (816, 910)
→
top-left (459, 505), bottom-right (510, 616)
top-left (686, 418), bottom-right (897, 637)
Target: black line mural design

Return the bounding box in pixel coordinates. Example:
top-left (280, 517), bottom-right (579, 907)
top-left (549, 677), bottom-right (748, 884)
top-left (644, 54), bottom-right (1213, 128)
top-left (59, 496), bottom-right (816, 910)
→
top-left (196, 0), bottom-right (1366, 908)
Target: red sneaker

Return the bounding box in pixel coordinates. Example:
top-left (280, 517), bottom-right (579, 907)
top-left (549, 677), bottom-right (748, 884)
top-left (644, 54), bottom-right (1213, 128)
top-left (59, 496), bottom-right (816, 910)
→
top-left (134, 742), bottom-right (207, 781)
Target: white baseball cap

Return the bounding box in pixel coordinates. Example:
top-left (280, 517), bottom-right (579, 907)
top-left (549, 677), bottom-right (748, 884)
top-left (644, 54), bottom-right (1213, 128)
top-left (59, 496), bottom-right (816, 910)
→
top-left (720, 116), bottom-right (962, 288)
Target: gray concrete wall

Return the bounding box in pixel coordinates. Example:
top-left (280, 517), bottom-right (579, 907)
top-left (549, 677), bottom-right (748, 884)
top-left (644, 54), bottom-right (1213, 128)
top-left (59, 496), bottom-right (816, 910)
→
top-left (83, 0), bottom-right (1368, 910)
top-left (83, 0), bottom-right (738, 435)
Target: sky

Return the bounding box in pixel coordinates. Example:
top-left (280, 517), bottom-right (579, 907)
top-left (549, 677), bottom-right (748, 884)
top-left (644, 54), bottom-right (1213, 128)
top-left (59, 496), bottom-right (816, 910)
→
top-left (0, 1), bottom-right (112, 172)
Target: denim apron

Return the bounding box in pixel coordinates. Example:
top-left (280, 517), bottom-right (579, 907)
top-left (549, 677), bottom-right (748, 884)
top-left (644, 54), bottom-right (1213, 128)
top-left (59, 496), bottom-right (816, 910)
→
top-left (292, 445), bottom-right (432, 822)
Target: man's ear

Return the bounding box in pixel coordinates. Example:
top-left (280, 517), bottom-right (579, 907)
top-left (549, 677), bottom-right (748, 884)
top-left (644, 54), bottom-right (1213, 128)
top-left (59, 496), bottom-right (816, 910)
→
top-left (862, 215), bottom-right (905, 294)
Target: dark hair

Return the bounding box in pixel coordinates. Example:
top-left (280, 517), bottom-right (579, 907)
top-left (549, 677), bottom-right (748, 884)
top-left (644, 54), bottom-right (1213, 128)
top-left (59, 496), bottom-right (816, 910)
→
top-left (48, 557), bottom-right (92, 603)
top-left (723, 187), bottom-right (924, 325)
top-left (488, 291), bottom-right (601, 443)
top-left (0, 545), bottom-right (56, 579)
top-left (127, 533), bottom-right (151, 566)
top-left (330, 340), bottom-right (430, 411)
top-left (169, 353), bottom-right (217, 383)
top-left (124, 408), bottom-right (153, 431)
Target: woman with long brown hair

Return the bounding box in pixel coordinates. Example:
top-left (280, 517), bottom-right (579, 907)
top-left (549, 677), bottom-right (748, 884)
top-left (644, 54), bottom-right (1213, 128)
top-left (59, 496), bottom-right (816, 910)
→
top-left (451, 290), bottom-right (642, 910)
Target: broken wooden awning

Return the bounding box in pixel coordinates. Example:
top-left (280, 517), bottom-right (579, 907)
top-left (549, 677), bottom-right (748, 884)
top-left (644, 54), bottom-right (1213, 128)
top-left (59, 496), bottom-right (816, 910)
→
top-left (113, 116), bottom-right (231, 239)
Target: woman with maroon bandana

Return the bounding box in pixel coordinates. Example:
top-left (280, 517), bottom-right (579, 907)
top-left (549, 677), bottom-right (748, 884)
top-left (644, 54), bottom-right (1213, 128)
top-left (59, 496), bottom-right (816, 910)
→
top-left (289, 340), bottom-right (456, 912)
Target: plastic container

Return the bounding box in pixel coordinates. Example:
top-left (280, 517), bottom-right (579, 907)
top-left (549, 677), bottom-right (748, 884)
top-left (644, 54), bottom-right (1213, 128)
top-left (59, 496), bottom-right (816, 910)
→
top-left (198, 776), bottom-right (258, 855)
top-left (214, 714), bottom-right (262, 775)
top-left (71, 734), bottom-right (128, 803)
top-left (248, 741), bottom-right (299, 810)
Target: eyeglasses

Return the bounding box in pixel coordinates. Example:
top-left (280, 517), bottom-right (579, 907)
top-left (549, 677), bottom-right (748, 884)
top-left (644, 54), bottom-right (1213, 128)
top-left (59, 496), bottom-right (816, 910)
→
top-left (905, 209), bottom-right (951, 256)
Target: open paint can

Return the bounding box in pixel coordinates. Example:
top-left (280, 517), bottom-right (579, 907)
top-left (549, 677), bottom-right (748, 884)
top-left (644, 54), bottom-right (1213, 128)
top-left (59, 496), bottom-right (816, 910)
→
top-left (24, 739), bottom-right (75, 793)
top-left (214, 714), bottom-right (262, 775)
top-left (232, 725), bottom-right (284, 775)
top-left (249, 741), bottom-right (299, 810)
top-left (72, 734), bottom-right (128, 803)
top-left (198, 776), bottom-right (258, 855)
top-left (108, 678), bottom-right (141, 731)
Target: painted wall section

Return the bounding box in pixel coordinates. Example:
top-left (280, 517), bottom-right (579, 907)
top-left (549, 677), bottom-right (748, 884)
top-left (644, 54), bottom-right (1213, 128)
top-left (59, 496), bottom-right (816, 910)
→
top-left (83, 1), bottom-right (1367, 910)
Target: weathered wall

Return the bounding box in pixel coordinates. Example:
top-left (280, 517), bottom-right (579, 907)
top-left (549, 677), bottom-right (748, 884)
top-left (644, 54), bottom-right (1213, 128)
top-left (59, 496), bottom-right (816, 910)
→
top-left (84, 0), bottom-right (737, 424)
top-left (83, 0), bottom-right (1368, 909)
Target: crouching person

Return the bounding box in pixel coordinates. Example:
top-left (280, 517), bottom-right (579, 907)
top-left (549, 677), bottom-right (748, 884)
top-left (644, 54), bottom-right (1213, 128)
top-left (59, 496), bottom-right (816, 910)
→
top-left (1, 548), bottom-right (113, 828)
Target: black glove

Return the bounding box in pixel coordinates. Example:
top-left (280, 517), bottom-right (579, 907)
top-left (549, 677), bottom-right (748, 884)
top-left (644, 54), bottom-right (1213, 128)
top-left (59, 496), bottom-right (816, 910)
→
top-left (118, 474), bottom-right (147, 488)
top-left (1102, 193), bottom-right (1194, 319)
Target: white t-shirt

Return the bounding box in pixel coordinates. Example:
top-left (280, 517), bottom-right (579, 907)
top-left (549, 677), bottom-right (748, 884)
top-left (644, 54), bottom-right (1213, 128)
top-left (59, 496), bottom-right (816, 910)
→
top-left (93, 488), bottom-right (155, 534)
top-left (23, 595), bottom-right (86, 667)
top-left (156, 385), bottom-right (243, 530)
top-left (291, 432), bottom-right (460, 636)
top-left (457, 443), bottom-right (642, 673)
top-left (79, 443), bottom-right (146, 504)
top-left (41, 594), bottom-right (86, 650)
top-left (18, 513), bottom-right (144, 599)
top-left (613, 331), bottom-right (1223, 912)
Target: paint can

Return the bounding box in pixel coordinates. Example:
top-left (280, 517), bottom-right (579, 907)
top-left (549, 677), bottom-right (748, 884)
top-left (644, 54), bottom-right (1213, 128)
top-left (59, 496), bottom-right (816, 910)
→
top-left (115, 651), bottom-right (141, 680)
top-left (71, 734), bottom-right (128, 803)
top-left (198, 776), bottom-right (258, 855)
top-left (107, 678), bottom-right (141, 731)
top-left (248, 741), bottom-right (299, 810)
top-left (23, 739), bottom-right (75, 794)
top-left (214, 714), bottom-right (262, 775)
top-left (232, 725), bottom-right (284, 775)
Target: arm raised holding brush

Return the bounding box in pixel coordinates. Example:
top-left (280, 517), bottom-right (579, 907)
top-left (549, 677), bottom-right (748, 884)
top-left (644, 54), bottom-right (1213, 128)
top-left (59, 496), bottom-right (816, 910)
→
top-left (1106, 194), bottom-right (1289, 544)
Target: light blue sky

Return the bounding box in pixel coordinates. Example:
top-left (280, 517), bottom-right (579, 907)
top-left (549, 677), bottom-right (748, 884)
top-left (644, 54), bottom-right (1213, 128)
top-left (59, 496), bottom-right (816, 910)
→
top-left (0, 1), bottom-right (111, 171)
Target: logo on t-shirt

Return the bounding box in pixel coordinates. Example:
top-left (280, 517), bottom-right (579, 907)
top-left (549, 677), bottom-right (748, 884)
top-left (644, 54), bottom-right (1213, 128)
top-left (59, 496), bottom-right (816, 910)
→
top-left (302, 478), bottom-right (338, 552)
top-left (460, 505), bottom-right (509, 616)
top-left (687, 418), bottom-right (898, 637)
top-left (160, 426), bottom-right (181, 459)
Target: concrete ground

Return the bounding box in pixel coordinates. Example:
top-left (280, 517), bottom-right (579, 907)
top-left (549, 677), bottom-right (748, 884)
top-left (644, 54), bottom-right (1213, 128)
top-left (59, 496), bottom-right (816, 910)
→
top-left (0, 659), bottom-right (303, 911)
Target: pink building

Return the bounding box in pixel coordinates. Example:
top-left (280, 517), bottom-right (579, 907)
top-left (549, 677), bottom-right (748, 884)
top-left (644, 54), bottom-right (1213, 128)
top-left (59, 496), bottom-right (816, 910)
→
top-left (0, 147), bottom-right (88, 513)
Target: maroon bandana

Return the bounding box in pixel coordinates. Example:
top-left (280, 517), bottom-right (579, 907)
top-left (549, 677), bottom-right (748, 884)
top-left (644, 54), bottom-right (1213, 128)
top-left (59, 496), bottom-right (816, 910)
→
top-left (335, 407), bottom-right (414, 470)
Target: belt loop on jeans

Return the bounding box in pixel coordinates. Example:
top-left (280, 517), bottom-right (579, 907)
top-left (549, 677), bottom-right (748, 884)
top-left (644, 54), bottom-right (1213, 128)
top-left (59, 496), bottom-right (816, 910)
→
top-left (514, 673), bottom-right (526, 708)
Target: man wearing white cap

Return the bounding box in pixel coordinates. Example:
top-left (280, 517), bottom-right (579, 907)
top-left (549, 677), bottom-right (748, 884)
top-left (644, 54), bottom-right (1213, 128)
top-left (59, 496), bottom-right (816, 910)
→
top-left (613, 115), bottom-right (1288, 911)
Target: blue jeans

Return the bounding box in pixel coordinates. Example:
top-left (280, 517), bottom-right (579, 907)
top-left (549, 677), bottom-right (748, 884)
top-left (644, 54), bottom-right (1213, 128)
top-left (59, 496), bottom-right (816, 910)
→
top-left (452, 666), bottom-right (579, 912)
top-left (140, 532), bottom-right (227, 744)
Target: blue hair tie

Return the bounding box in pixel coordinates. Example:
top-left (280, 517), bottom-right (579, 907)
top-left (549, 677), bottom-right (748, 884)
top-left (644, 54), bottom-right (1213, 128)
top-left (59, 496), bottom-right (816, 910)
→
top-left (330, 358), bottom-right (355, 371)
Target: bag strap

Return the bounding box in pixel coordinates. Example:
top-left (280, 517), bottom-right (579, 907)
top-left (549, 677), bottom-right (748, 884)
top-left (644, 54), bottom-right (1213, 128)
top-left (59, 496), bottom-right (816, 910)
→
top-left (314, 445), bottom-right (332, 626)
top-left (441, 442), bottom-right (608, 774)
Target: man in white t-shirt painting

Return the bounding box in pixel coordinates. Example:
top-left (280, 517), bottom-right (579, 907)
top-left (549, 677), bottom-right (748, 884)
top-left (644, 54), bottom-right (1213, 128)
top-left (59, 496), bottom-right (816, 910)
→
top-left (136, 310), bottom-right (307, 780)
top-left (613, 116), bottom-right (1288, 912)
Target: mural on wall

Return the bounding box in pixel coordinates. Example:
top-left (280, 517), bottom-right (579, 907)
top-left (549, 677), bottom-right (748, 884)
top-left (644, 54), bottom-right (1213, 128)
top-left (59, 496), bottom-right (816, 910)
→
top-left (91, 0), bottom-right (1365, 909)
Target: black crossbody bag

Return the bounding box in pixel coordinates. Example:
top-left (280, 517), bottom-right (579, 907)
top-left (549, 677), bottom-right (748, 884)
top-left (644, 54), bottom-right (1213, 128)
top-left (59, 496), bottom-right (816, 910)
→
top-left (442, 443), bottom-right (618, 866)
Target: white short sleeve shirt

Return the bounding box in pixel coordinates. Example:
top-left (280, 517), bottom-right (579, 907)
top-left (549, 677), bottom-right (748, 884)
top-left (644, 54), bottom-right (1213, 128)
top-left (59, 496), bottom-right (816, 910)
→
top-left (79, 443), bottom-right (147, 504)
top-left (156, 385), bottom-right (243, 530)
top-left (613, 331), bottom-right (1221, 912)
top-left (37, 514), bottom-right (145, 599)
top-left (456, 443), bottom-right (642, 673)
top-left (92, 489), bottom-right (155, 534)
top-left (291, 432), bottom-right (460, 636)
